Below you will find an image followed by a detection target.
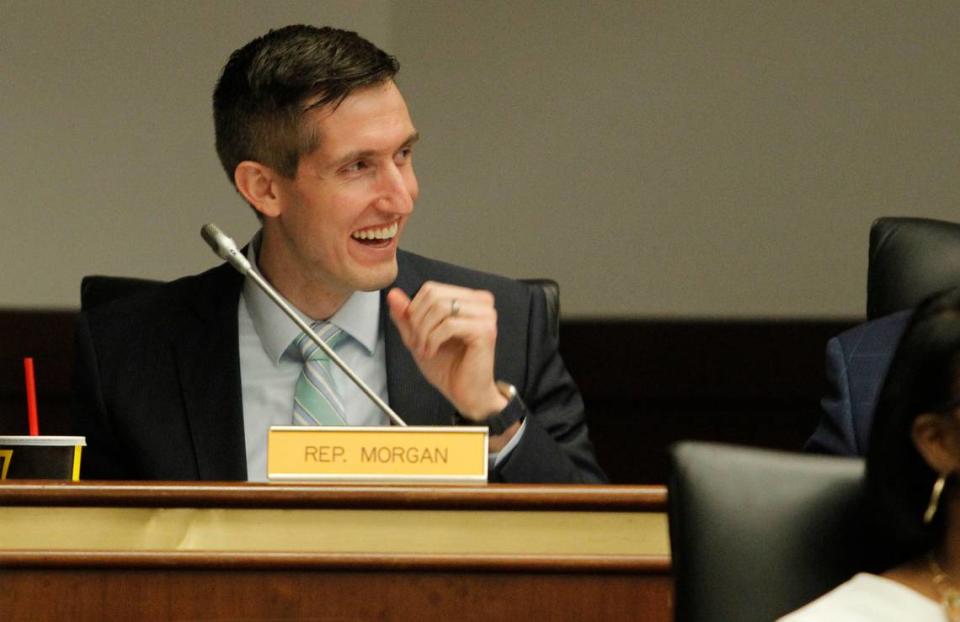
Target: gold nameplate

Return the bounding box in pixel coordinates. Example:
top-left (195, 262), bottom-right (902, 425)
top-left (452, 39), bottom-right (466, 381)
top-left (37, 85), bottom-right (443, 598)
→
top-left (267, 426), bottom-right (488, 483)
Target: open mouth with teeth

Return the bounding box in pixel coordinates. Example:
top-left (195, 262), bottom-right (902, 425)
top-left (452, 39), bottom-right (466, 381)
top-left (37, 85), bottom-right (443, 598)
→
top-left (351, 221), bottom-right (399, 247)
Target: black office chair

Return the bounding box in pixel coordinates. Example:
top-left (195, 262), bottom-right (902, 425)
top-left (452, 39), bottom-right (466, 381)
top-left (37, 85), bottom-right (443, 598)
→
top-left (867, 217), bottom-right (960, 320)
top-left (668, 442), bottom-right (867, 622)
top-left (80, 275), bottom-right (162, 311)
top-left (80, 275), bottom-right (562, 339)
top-left (521, 278), bottom-right (560, 341)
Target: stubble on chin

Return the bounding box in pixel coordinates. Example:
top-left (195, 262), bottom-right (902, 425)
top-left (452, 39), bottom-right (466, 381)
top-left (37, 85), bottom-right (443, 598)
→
top-left (351, 255), bottom-right (400, 293)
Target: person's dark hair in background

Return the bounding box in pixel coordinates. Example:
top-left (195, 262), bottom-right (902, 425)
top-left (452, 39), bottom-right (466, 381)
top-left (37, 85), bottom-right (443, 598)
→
top-left (866, 286), bottom-right (960, 571)
top-left (213, 25), bottom-right (399, 187)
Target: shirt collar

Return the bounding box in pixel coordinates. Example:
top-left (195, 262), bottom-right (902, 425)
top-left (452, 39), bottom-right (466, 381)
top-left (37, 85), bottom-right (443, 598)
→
top-left (242, 231), bottom-right (381, 364)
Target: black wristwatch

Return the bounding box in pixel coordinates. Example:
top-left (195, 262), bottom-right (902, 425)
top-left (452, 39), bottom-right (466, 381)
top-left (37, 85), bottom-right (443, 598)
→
top-left (454, 381), bottom-right (527, 435)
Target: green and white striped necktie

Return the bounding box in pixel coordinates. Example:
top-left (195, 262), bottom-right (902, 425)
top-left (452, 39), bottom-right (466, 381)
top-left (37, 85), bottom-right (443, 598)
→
top-left (293, 322), bottom-right (348, 426)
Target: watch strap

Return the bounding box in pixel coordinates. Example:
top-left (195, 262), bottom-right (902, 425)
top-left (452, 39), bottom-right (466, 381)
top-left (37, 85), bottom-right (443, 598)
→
top-left (454, 382), bottom-right (527, 435)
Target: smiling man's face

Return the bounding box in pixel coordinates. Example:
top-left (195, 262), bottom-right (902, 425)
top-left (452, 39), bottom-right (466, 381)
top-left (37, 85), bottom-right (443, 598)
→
top-left (262, 80), bottom-right (419, 310)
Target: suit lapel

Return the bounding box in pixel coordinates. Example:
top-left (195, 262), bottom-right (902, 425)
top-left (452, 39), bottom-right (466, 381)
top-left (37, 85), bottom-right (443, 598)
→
top-left (173, 264), bottom-right (248, 480)
top-left (383, 252), bottom-right (453, 426)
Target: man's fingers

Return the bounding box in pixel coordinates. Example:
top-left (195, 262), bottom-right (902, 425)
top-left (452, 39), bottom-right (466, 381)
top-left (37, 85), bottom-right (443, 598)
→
top-left (406, 282), bottom-right (495, 349)
top-left (407, 282), bottom-right (492, 324)
top-left (409, 298), bottom-right (484, 350)
top-left (393, 282), bottom-right (499, 359)
top-left (386, 287), bottom-right (412, 314)
top-left (420, 309), bottom-right (498, 358)
top-left (386, 288), bottom-right (416, 349)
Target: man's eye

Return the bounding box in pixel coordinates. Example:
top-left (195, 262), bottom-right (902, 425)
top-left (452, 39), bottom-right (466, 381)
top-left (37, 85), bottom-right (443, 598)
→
top-left (344, 160), bottom-right (369, 173)
top-left (395, 148), bottom-right (413, 164)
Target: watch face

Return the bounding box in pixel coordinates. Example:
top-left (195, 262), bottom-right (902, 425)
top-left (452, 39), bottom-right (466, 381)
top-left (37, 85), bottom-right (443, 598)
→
top-left (495, 380), bottom-right (517, 401)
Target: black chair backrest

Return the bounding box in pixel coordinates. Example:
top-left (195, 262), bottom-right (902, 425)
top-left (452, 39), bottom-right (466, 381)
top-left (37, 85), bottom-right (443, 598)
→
top-left (867, 217), bottom-right (960, 319)
top-left (81, 275), bottom-right (561, 340)
top-left (668, 442), bottom-right (867, 622)
top-left (80, 275), bottom-right (163, 311)
top-left (520, 278), bottom-right (560, 341)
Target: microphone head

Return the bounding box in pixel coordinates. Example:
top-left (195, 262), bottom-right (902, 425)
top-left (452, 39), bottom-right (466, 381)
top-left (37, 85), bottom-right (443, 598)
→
top-left (201, 223), bottom-right (232, 257)
top-left (200, 223), bottom-right (250, 273)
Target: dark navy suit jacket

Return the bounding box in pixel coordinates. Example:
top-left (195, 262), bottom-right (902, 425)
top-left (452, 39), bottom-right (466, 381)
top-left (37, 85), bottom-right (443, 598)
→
top-left (805, 310), bottom-right (911, 456)
top-left (73, 250), bottom-right (606, 484)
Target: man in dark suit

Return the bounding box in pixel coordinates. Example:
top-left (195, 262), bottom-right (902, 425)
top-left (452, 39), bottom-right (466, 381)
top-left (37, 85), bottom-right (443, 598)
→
top-left (805, 310), bottom-right (911, 455)
top-left (73, 25), bottom-right (605, 484)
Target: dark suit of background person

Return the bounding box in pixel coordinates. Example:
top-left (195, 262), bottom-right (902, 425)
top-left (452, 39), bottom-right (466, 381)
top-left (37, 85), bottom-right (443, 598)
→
top-left (805, 310), bottom-right (911, 456)
top-left (73, 250), bottom-right (606, 484)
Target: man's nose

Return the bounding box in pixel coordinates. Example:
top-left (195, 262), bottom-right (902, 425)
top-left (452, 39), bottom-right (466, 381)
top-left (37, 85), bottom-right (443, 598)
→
top-left (376, 162), bottom-right (416, 214)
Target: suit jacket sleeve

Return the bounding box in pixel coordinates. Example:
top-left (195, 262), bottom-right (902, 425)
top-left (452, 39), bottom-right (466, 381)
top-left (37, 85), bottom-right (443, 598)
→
top-left (491, 285), bottom-right (607, 483)
top-left (805, 335), bottom-right (860, 456)
top-left (805, 311), bottom-right (910, 457)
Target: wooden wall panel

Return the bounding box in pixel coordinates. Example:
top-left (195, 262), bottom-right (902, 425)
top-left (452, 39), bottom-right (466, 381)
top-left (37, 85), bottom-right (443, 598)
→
top-left (0, 568), bottom-right (673, 622)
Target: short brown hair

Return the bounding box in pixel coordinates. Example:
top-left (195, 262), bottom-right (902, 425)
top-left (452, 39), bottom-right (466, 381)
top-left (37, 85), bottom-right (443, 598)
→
top-left (213, 25), bottom-right (399, 183)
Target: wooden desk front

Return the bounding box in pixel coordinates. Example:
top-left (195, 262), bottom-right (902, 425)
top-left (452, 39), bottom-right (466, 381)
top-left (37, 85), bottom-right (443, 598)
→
top-left (0, 482), bottom-right (671, 621)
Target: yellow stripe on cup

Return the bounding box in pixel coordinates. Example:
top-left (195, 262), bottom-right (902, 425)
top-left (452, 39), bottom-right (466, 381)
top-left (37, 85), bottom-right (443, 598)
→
top-left (0, 450), bottom-right (11, 480)
top-left (72, 445), bottom-right (83, 481)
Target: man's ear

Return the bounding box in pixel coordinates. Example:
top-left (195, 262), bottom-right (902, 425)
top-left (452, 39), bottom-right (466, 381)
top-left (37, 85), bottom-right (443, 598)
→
top-left (234, 161), bottom-right (283, 219)
top-left (913, 412), bottom-right (960, 475)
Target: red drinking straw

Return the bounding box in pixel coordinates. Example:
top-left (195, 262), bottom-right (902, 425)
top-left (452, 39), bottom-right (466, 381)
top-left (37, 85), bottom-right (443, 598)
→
top-left (24, 357), bottom-right (39, 436)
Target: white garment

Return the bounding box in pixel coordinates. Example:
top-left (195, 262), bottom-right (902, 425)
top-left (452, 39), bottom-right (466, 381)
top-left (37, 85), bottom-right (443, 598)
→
top-left (778, 573), bottom-right (945, 621)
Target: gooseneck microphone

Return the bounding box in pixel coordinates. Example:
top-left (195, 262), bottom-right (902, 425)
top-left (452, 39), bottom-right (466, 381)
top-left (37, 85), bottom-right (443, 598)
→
top-left (201, 223), bottom-right (407, 427)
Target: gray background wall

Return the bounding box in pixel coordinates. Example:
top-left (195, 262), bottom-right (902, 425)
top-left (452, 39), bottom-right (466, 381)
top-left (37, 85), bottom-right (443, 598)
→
top-left (4, 1), bottom-right (959, 317)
